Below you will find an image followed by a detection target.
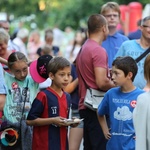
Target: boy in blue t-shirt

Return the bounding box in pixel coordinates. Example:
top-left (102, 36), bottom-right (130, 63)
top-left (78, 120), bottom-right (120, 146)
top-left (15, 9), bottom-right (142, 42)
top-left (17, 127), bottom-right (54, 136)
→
top-left (97, 56), bottom-right (144, 150)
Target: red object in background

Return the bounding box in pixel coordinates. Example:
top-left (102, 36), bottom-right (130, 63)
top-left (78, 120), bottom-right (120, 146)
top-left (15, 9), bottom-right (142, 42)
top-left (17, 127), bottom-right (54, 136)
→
top-left (120, 5), bottom-right (129, 22)
top-left (119, 5), bottom-right (129, 35)
top-left (128, 2), bottom-right (142, 32)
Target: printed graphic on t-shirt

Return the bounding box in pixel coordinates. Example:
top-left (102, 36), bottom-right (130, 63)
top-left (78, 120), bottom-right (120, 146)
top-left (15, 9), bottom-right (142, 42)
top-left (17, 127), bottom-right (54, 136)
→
top-left (7, 82), bottom-right (31, 121)
top-left (114, 106), bottom-right (132, 121)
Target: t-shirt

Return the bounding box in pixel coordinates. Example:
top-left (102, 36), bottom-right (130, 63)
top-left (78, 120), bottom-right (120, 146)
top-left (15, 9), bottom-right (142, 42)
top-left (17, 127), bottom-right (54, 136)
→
top-left (76, 39), bottom-right (109, 110)
top-left (70, 64), bottom-right (79, 109)
top-left (115, 40), bottom-right (147, 89)
top-left (128, 29), bottom-right (141, 40)
top-left (0, 64), bottom-right (6, 94)
top-left (133, 91), bottom-right (150, 150)
top-left (102, 32), bottom-right (128, 68)
top-left (98, 87), bottom-right (144, 150)
top-left (27, 87), bottom-right (71, 150)
top-left (4, 72), bottom-right (39, 123)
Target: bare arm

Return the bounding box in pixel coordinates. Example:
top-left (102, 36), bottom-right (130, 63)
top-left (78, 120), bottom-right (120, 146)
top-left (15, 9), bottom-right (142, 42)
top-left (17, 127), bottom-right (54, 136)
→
top-left (0, 94), bottom-right (6, 111)
top-left (94, 67), bottom-right (114, 91)
top-left (26, 116), bottom-right (69, 127)
top-left (97, 113), bottom-right (111, 140)
top-left (64, 78), bottom-right (78, 93)
top-left (0, 57), bottom-right (8, 66)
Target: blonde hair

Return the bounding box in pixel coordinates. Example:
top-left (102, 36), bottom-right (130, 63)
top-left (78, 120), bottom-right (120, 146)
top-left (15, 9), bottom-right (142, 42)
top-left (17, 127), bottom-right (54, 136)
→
top-left (100, 2), bottom-right (121, 16)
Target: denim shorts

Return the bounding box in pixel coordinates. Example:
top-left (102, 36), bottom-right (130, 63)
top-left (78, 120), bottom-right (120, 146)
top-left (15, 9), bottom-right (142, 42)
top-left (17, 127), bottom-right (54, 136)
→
top-left (70, 109), bottom-right (83, 128)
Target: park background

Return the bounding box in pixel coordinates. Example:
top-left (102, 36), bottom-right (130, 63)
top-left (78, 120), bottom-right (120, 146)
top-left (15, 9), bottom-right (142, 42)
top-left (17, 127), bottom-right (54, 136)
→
top-left (0, 0), bottom-right (150, 36)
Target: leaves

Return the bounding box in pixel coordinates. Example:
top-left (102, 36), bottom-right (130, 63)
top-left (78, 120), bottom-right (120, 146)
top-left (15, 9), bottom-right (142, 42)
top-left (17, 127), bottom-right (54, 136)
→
top-left (0, 0), bottom-right (149, 30)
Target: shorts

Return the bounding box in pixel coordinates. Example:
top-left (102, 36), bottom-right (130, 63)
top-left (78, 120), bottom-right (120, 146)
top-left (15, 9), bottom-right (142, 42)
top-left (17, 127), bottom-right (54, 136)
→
top-left (70, 109), bottom-right (83, 128)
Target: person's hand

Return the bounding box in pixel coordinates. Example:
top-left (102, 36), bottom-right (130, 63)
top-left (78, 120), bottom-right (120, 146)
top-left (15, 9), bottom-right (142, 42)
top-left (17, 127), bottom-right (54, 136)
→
top-left (52, 116), bottom-right (69, 127)
top-left (69, 117), bottom-right (80, 127)
top-left (103, 128), bottom-right (111, 140)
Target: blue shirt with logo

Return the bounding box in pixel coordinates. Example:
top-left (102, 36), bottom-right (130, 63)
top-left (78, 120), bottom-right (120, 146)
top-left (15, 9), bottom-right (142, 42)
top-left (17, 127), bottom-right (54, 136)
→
top-left (98, 87), bottom-right (144, 150)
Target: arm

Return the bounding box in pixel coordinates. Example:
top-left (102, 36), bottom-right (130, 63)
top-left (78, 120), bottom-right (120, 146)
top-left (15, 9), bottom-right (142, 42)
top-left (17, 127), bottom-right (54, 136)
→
top-left (94, 67), bottom-right (115, 91)
top-left (97, 113), bottom-right (111, 140)
top-left (0, 94), bottom-right (6, 111)
top-left (0, 57), bottom-right (8, 66)
top-left (0, 64), bottom-right (6, 110)
top-left (26, 116), bottom-right (69, 127)
top-left (64, 78), bottom-right (78, 93)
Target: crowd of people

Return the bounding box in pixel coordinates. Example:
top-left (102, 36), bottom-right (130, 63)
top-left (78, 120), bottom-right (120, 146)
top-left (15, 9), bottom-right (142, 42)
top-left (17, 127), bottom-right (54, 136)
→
top-left (0, 1), bottom-right (150, 150)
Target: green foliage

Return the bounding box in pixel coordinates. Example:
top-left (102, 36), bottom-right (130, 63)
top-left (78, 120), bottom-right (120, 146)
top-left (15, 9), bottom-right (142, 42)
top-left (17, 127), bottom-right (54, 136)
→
top-left (0, 0), bottom-right (149, 30)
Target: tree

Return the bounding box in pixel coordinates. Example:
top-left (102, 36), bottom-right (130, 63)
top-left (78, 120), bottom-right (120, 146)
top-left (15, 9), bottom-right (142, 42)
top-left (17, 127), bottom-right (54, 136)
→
top-left (0, 0), bottom-right (149, 30)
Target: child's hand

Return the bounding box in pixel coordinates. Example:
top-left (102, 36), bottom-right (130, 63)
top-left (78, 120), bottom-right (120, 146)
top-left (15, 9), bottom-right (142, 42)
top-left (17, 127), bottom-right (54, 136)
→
top-left (52, 116), bottom-right (70, 127)
top-left (53, 116), bottom-right (69, 127)
top-left (103, 128), bottom-right (111, 140)
top-left (64, 117), bottom-right (83, 127)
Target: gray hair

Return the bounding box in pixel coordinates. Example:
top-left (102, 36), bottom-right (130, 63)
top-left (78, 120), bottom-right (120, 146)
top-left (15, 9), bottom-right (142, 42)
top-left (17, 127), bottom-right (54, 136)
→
top-left (141, 16), bottom-right (150, 26)
top-left (17, 28), bottom-right (29, 39)
top-left (0, 27), bottom-right (10, 44)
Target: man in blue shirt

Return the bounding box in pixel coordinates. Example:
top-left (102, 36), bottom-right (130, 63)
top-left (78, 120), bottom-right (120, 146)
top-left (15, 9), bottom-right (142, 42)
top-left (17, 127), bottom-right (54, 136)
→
top-left (114, 16), bottom-right (150, 89)
top-left (100, 2), bottom-right (128, 68)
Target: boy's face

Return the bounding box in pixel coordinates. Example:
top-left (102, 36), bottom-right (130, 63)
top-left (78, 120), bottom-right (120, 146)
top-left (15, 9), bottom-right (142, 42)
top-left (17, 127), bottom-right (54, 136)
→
top-left (111, 66), bottom-right (128, 86)
top-left (49, 66), bottom-right (71, 89)
top-left (103, 9), bottom-right (120, 29)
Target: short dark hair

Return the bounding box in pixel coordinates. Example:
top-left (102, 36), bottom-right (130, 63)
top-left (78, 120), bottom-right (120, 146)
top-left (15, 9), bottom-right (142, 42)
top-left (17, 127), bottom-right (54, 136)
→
top-left (88, 14), bottom-right (106, 34)
top-left (47, 56), bottom-right (71, 74)
top-left (112, 56), bottom-right (137, 81)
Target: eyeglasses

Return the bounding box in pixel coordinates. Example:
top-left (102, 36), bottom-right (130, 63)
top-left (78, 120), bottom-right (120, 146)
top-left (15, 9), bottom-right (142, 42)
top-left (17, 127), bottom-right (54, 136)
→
top-left (142, 25), bottom-right (150, 29)
top-left (104, 14), bottom-right (119, 18)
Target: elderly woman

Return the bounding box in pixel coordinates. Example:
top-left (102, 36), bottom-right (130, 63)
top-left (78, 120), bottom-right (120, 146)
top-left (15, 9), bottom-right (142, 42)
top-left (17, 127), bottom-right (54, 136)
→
top-left (0, 28), bottom-right (13, 71)
top-left (0, 28), bottom-right (13, 59)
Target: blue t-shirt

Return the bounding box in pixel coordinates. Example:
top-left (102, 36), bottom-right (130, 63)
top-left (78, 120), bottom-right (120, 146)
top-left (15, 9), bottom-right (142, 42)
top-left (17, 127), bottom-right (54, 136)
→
top-left (102, 32), bottom-right (128, 68)
top-left (0, 64), bottom-right (6, 94)
top-left (70, 64), bottom-right (79, 109)
top-left (128, 29), bottom-right (141, 40)
top-left (98, 87), bottom-right (144, 150)
top-left (115, 40), bottom-right (147, 89)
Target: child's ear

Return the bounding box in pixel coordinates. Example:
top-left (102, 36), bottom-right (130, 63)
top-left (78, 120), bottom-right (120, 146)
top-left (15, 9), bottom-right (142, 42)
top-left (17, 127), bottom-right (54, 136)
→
top-left (127, 72), bottom-right (133, 79)
top-left (49, 72), bottom-right (54, 80)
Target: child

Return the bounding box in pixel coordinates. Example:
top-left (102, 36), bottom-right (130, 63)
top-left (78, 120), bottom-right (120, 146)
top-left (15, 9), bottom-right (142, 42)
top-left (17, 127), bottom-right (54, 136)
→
top-left (26, 56), bottom-right (73, 150)
top-left (133, 54), bottom-right (150, 150)
top-left (0, 52), bottom-right (39, 150)
top-left (97, 56), bottom-right (144, 150)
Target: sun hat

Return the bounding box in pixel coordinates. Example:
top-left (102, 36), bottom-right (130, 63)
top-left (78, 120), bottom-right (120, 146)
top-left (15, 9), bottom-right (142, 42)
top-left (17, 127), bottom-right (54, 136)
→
top-left (29, 55), bottom-right (53, 83)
